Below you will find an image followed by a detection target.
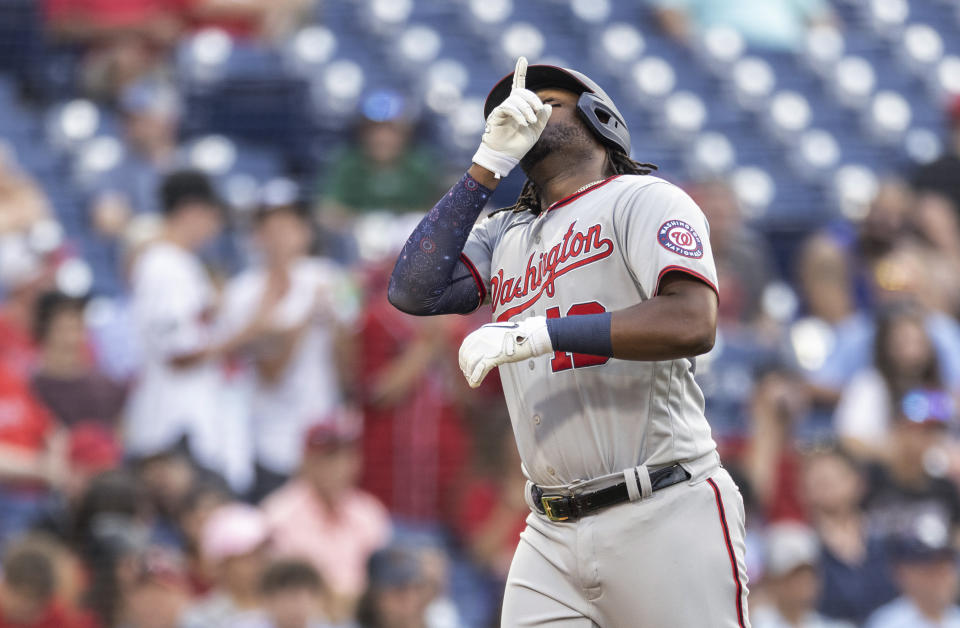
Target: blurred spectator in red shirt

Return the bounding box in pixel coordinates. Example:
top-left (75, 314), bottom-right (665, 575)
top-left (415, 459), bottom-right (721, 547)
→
top-left (455, 425), bottom-right (528, 583)
top-left (0, 536), bottom-right (94, 628)
top-left (357, 264), bottom-right (468, 525)
top-left (30, 292), bottom-right (126, 429)
top-left (692, 179), bottom-right (776, 326)
top-left (0, 364), bottom-right (67, 544)
top-left (175, 0), bottom-right (317, 41)
top-left (262, 420), bottom-right (391, 622)
top-left (743, 370), bottom-right (809, 523)
top-left (182, 503), bottom-right (269, 628)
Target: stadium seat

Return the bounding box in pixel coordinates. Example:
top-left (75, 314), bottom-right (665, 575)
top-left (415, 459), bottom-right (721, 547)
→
top-left (697, 26), bottom-right (745, 76)
top-left (594, 23), bottom-right (645, 73)
top-left (730, 166), bottom-right (776, 219)
top-left (802, 25), bottom-right (845, 78)
top-left (791, 129), bottom-right (841, 180)
top-left (628, 57), bottom-right (677, 109)
top-left (731, 57), bottom-right (776, 112)
top-left (830, 56), bottom-right (877, 109)
top-left (662, 91), bottom-right (707, 143)
top-left (864, 90), bottom-right (912, 144)
top-left (832, 164), bottom-right (879, 221)
top-left (569, 0), bottom-right (612, 26)
top-left (865, 0), bottom-right (909, 40)
top-left (899, 23), bottom-right (944, 77)
top-left (498, 23), bottom-right (546, 66)
top-left (765, 91), bottom-right (813, 142)
top-left (282, 26), bottom-right (338, 79)
top-left (687, 131), bottom-right (736, 178)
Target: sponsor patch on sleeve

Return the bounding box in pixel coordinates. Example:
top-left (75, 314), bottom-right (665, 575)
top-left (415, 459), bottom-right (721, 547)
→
top-left (657, 220), bottom-right (704, 259)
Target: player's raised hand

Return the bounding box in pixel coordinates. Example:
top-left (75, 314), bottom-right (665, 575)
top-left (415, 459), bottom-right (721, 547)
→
top-left (472, 57), bottom-right (552, 179)
top-left (458, 316), bottom-right (553, 388)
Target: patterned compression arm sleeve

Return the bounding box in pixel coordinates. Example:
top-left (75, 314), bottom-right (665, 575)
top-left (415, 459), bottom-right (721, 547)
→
top-left (388, 173), bottom-right (493, 316)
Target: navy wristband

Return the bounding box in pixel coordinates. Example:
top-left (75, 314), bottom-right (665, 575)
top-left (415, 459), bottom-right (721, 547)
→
top-left (546, 312), bottom-right (613, 357)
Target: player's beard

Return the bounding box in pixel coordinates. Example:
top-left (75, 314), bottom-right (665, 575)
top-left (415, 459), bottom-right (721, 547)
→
top-left (520, 119), bottom-right (594, 173)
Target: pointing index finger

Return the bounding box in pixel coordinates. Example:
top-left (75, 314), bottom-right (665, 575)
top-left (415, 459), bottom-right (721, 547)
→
top-left (512, 57), bottom-right (528, 90)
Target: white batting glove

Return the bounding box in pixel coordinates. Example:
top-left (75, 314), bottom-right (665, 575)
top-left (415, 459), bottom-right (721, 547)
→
top-left (472, 57), bottom-right (552, 179)
top-left (458, 316), bottom-right (552, 388)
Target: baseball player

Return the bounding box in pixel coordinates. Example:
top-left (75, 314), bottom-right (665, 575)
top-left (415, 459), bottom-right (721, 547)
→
top-left (389, 58), bottom-right (749, 627)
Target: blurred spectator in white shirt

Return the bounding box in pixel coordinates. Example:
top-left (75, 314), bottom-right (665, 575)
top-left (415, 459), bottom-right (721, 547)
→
top-left (834, 303), bottom-right (945, 459)
top-left (866, 523), bottom-right (960, 628)
top-left (125, 170), bottom-right (270, 478)
top-left (752, 523), bottom-right (854, 628)
top-left (219, 183), bottom-right (357, 501)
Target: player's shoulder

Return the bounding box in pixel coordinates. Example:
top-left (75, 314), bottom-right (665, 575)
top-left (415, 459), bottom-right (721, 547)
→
top-left (608, 174), bottom-right (694, 202)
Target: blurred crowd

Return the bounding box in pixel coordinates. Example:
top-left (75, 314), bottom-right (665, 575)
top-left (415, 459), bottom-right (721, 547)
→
top-left (2, 1), bottom-right (960, 628)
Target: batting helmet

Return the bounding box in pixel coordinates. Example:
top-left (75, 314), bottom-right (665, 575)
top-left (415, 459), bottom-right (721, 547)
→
top-left (484, 65), bottom-right (631, 155)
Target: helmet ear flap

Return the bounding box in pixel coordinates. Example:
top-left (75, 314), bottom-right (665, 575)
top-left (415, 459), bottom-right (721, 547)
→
top-left (575, 92), bottom-right (631, 155)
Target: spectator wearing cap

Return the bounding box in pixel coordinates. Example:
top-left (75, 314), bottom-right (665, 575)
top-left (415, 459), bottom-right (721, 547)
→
top-left (317, 90), bottom-right (445, 252)
top-left (752, 523), bottom-right (854, 628)
top-left (217, 184), bottom-right (358, 501)
top-left (125, 170), bottom-right (269, 479)
top-left (181, 503), bottom-right (270, 628)
top-left (862, 392), bottom-right (960, 546)
top-left (865, 521), bottom-right (960, 628)
top-left (262, 421), bottom-right (390, 621)
top-left (30, 291), bottom-right (127, 429)
top-left (913, 96), bottom-right (960, 218)
top-left (355, 546), bottom-right (430, 628)
top-left (800, 448), bottom-right (897, 624)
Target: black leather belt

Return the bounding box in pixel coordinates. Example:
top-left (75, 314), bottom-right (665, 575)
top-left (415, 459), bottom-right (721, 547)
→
top-left (532, 464), bottom-right (691, 522)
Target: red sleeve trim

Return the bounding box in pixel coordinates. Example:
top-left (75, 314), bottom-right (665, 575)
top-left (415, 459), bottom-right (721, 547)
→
top-left (655, 265), bottom-right (719, 299)
top-left (459, 253), bottom-right (487, 306)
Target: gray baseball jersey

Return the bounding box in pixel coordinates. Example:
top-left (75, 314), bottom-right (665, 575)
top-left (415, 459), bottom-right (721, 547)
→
top-left (461, 174), bottom-right (720, 487)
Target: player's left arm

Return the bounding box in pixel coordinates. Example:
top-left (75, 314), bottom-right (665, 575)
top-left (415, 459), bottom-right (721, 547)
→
top-left (608, 273), bottom-right (717, 359)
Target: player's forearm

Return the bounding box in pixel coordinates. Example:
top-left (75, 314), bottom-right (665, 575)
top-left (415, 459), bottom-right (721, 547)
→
top-left (387, 171), bottom-right (494, 316)
top-left (547, 276), bottom-right (717, 361)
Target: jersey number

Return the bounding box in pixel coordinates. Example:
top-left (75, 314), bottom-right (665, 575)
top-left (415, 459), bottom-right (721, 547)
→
top-left (546, 302), bottom-right (611, 373)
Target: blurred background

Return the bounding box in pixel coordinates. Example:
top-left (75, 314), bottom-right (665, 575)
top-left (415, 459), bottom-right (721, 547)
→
top-left (1, 0), bottom-right (960, 626)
